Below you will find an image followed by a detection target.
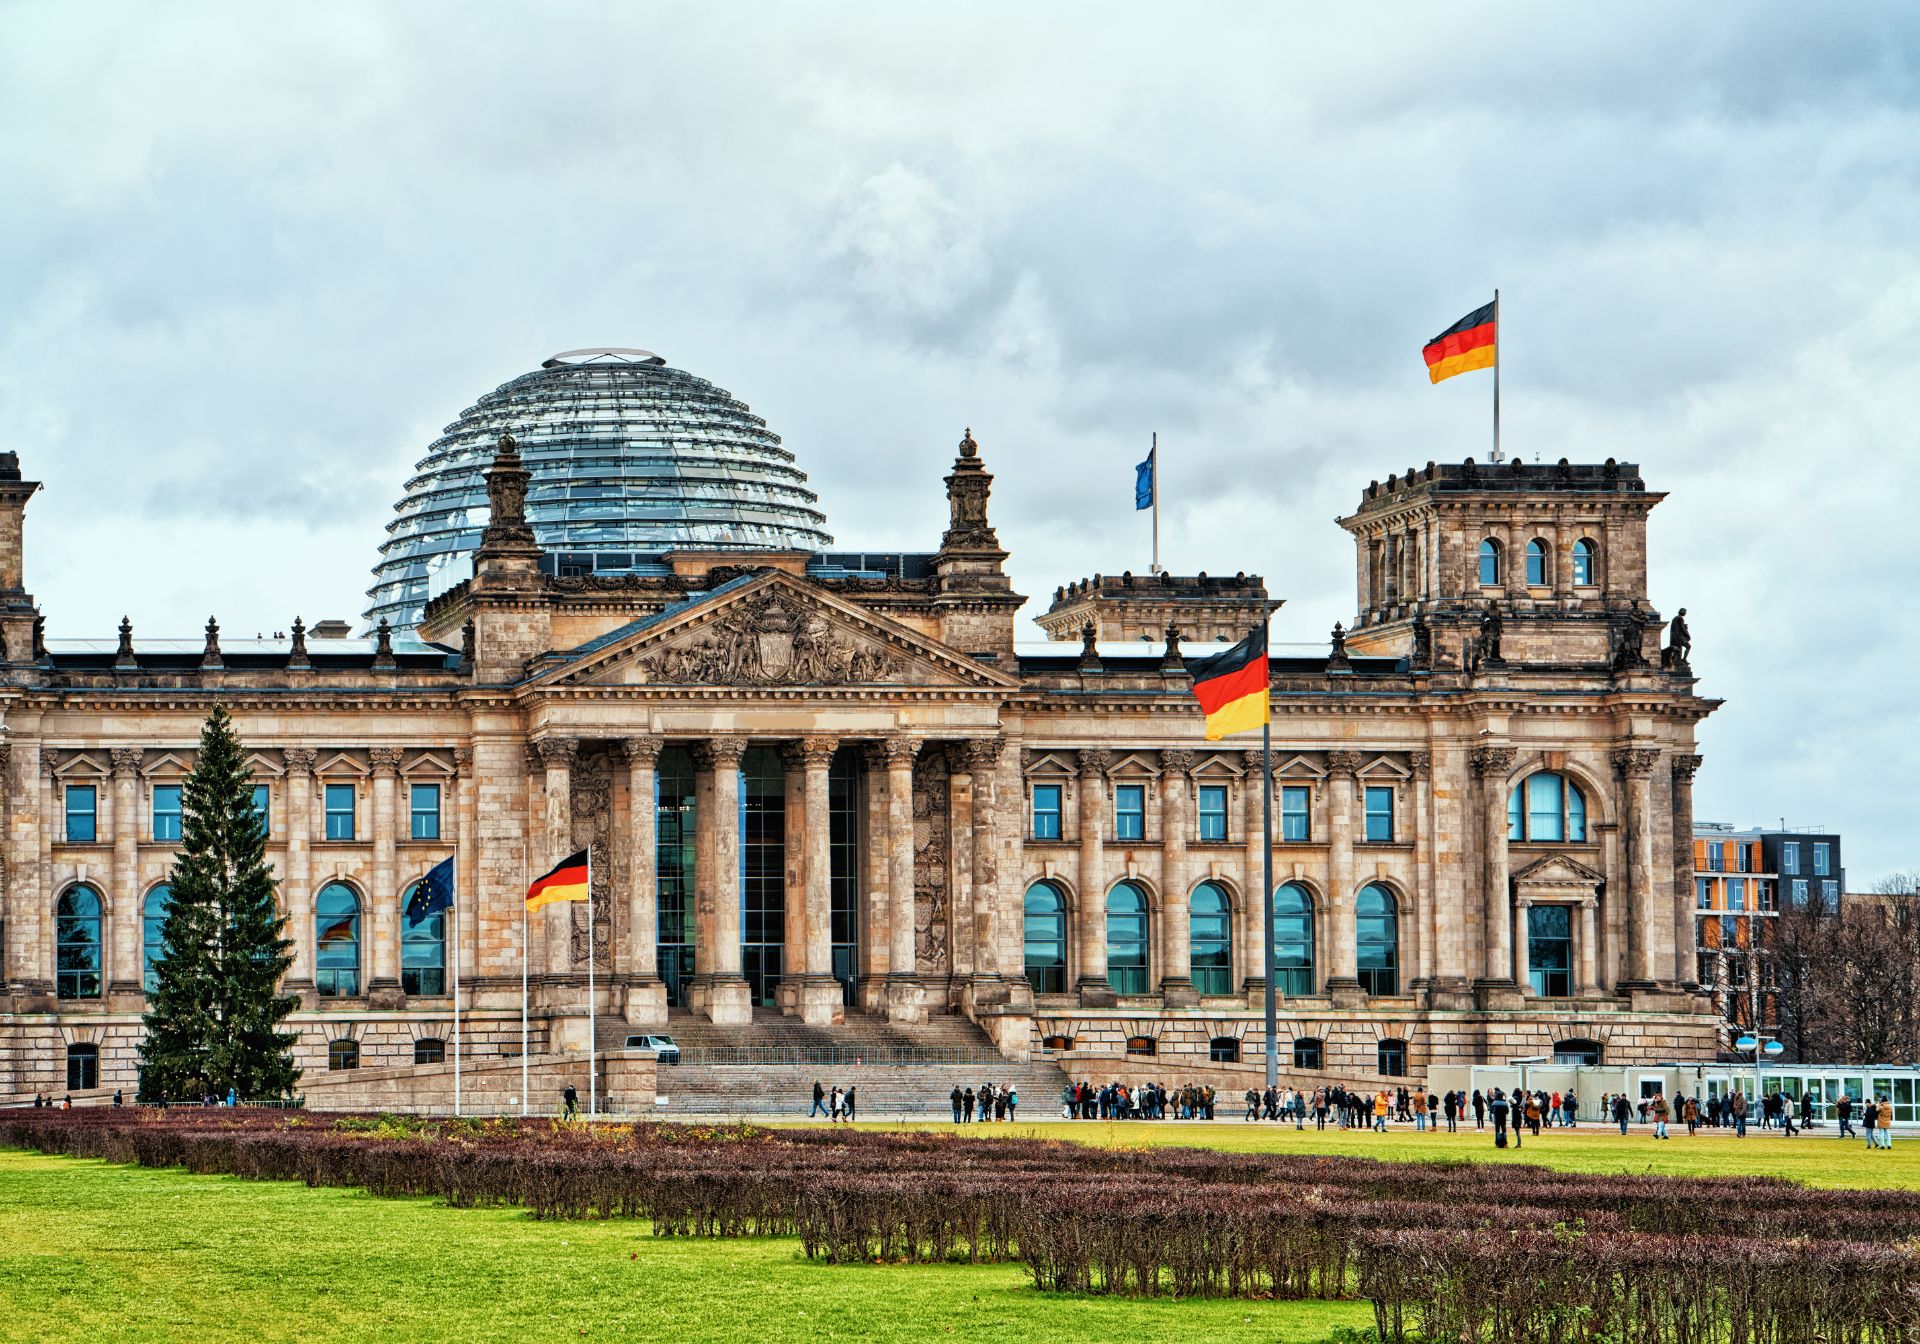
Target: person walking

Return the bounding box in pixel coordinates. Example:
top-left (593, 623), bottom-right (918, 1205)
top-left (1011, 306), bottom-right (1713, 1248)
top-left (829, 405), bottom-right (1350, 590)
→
top-left (1652, 1091), bottom-right (1670, 1140)
top-left (1472, 1089), bottom-right (1486, 1130)
top-left (1684, 1095), bottom-right (1699, 1136)
top-left (962, 1086), bottom-right (975, 1123)
top-left (845, 1086), bottom-right (858, 1123)
top-left (1489, 1088), bottom-right (1510, 1148)
top-left (810, 1081), bottom-right (829, 1119)
top-left (1006, 1086), bottom-right (1018, 1121)
top-left (1413, 1090), bottom-right (1428, 1133)
top-left (1373, 1090), bottom-right (1390, 1133)
top-left (1612, 1093), bottom-right (1630, 1136)
top-left (950, 1085), bottom-right (964, 1123)
top-left (1838, 1091), bottom-right (1855, 1139)
top-left (562, 1084), bottom-right (579, 1120)
top-left (1875, 1099), bottom-right (1893, 1150)
top-left (1565, 1089), bottom-right (1579, 1127)
top-left (1731, 1090), bottom-right (1749, 1138)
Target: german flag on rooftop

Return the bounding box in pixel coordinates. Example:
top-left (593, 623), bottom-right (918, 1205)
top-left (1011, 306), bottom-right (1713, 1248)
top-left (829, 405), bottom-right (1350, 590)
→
top-left (1423, 300), bottom-right (1496, 384)
top-left (1184, 625), bottom-right (1269, 741)
top-left (526, 848), bottom-right (590, 911)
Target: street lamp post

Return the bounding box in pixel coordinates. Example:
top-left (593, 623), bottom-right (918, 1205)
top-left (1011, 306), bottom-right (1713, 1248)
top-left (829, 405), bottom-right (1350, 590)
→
top-left (1735, 1033), bottom-right (1786, 1118)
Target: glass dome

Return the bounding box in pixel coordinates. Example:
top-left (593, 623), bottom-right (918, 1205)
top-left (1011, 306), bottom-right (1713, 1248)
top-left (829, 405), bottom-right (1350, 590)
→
top-left (364, 349), bottom-right (833, 630)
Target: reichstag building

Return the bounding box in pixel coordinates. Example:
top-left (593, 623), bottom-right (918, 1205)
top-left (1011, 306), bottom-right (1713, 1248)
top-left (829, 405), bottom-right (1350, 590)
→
top-left (0, 347), bottom-right (1719, 1100)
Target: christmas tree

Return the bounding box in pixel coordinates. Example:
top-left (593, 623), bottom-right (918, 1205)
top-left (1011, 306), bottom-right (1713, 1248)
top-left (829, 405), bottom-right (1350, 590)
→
top-left (138, 707), bottom-right (299, 1102)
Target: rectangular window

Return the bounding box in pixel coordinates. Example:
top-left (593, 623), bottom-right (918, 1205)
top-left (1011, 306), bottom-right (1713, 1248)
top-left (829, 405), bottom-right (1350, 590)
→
top-left (1821, 880), bottom-right (1839, 913)
top-left (1113, 784), bottom-right (1145, 841)
top-left (1782, 843), bottom-right (1799, 875)
top-left (1526, 904), bottom-right (1573, 997)
top-left (1696, 877), bottom-right (1712, 909)
top-left (1736, 844), bottom-right (1750, 873)
top-left (410, 783), bottom-right (442, 840)
top-left (1814, 843), bottom-right (1831, 876)
top-left (1727, 878), bottom-right (1746, 912)
top-left (1363, 786), bottom-right (1394, 842)
top-left (1757, 880), bottom-right (1777, 912)
top-left (1280, 785), bottom-right (1311, 842)
top-left (1791, 879), bottom-right (1809, 910)
top-left (152, 785), bottom-right (183, 843)
top-left (1196, 785), bottom-right (1228, 842)
top-left (1030, 784), bottom-right (1062, 840)
top-left (1707, 843), bottom-right (1724, 872)
top-left (252, 784), bottom-right (270, 836)
top-left (324, 784), bottom-right (356, 840)
top-left (64, 785), bottom-right (97, 843)
top-left (1697, 952), bottom-right (1716, 987)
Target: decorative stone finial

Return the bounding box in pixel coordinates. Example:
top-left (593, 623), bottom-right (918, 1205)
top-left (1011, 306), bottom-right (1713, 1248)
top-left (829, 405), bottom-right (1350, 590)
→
top-left (1077, 620), bottom-right (1102, 673)
top-left (372, 617), bottom-right (397, 670)
top-left (476, 426), bottom-right (540, 562)
top-left (941, 426), bottom-right (999, 551)
top-left (200, 616), bottom-right (223, 670)
top-left (288, 616), bottom-right (310, 671)
top-left (1327, 620), bottom-right (1352, 673)
top-left (959, 427), bottom-right (977, 458)
top-left (1161, 621), bottom-right (1185, 674)
top-left (114, 616), bottom-right (136, 670)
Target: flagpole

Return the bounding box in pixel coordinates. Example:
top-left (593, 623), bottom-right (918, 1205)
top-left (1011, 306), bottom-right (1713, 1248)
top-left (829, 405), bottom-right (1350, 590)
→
top-left (1150, 431), bottom-right (1161, 574)
top-left (1491, 288), bottom-right (1502, 463)
top-left (1260, 616), bottom-right (1277, 1091)
top-left (520, 840), bottom-right (529, 1119)
top-left (586, 844), bottom-right (597, 1120)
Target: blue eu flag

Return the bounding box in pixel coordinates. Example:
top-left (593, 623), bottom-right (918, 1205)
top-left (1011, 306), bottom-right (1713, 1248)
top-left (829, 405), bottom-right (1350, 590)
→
top-left (405, 855), bottom-right (455, 926)
top-left (1134, 448), bottom-right (1154, 511)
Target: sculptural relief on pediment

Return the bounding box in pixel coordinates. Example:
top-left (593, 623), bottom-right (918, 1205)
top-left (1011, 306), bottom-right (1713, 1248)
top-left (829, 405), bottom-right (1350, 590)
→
top-left (636, 589), bottom-right (903, 686)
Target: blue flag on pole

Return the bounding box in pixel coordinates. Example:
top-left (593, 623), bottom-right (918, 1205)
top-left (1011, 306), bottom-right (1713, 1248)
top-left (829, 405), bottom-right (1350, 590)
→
top-left (1134, 448), bottom-right (1154, 510)
top-left (406, 855), bottom-right (455, 925)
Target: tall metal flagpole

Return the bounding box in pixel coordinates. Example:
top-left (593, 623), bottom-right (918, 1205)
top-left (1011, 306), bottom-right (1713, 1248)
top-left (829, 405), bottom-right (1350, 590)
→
top-left (1491, 288), bottom-right (1502, 463)
top-left (586, 844), bottom-right (597, 1120)
top-left (1260, 615), bottom-right (1277, 1090)
top-left (1150, 431), bottom-right (1161, 574)
top-left (520, 840), bottom-right (529, 1118)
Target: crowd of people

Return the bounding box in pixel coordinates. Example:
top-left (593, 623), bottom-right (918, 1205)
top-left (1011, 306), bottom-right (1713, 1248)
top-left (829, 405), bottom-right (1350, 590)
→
top-left (947, 1082), bottom-right (1021, 1122)
top-left (1056, 1080), bottom-right (1213, 1120)
top-left (807, 1081), bottom-right (859, 1121)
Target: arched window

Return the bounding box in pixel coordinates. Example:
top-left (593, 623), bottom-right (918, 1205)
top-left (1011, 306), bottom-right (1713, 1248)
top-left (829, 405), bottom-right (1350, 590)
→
top-left (1209, 1036), bottom-right (1240, 1063)
top-left (1571, 539), bottom-right (1596, 587)
top-left (1023, 882), bottom-right (1069, 994)
top-left (1553, 1037), bottom-right (1602, 1067)
top-left (1507, 771), bottom-right (1589, 842)
top-left (1274, 882), bottom-right (1316, 996)
top-left (1377, 1038), bottom-right (1408, 1077)
top-left (1124, 1035), bottom-right (1157, 1056)
top-left (315, 883), bottom-right (362, 998)
top-left (142, 885), bottom-right (173, 995)
top-left (1477, 538), bottom-right (1500, 586)
top-left (1293, 1036), bottom-right (1324, 1070)
top-left (413, 1038), bottom-right (446, 1065)
top-left (66, 1042), bottom-right (99, 1090)
top-left (1105, 881), bottom-right (1150, 995)
top-left (400, 880), bottom-right (446, 997)
top-left (1189, 882), bottom-right (1232, 996)
top-left (1525, 538), bottom-right (1549, 587)
top-left (1355, 884), bottom-right (1399, 996)
top-left (328, 1039), bottom-right (359, 1071)
top-left (56, 886), bottom-right (103, 1000)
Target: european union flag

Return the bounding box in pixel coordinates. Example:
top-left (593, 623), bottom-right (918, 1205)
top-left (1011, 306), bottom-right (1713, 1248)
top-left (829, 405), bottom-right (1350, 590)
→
top-left (405, 855), bottom-right (455, 926)
top-left (1134, 448), bottom-right (1154, 510)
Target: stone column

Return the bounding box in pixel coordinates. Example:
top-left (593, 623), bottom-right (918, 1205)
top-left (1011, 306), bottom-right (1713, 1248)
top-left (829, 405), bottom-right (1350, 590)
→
top-left (522, 745), bottom-right (547, 978)
top-left (621, 737), bottom-right (666, 1026)
top-left (691, 736), bottom-right (751, 1025)
top-left (777, 741), bottom-right (807, 1016)
top-left (1513, 898), bottom-right (1532, 991)
top-left (1074, 748), bottom-right (1112, 1003)
top-left (107, 748), bottom-right (142, 1002)
top-left (367, 747), bottom-right (404, 1007)
top-left (946, 750), bottom-right (976, 982)
top-left (1241, 759), bottom-right (1265, 993)
top-left (533, 737), bottom-right (579, 1000)
top-left (960, 738), bottom-right (1005, 986)
top-left (1324, 751), bottom-right (1363, 1005)
top-left (1470, 744), bottom-right (1519, 1005)
top-left (1578, 898), bottom-right (1602, 996)
top-left (881, 735), bottom-right (923, 1023)
top-left (792, 737), bottom-right (841, 1025)
top-left (1159, 750), bottom-right (1196, 1006)
top-left (1614, 746), bottom-right (1662, 990)
top-left (1409, 751), bottom-right (1435, 993)
top-left (858, 743), bottom-right (892, 1009)
top-left (282, 749), bottom-right (316, 998)
top-left (1670, 754), bottom-right (1702, 990)
top-left (1552, 519), bottom-right (1573, 599)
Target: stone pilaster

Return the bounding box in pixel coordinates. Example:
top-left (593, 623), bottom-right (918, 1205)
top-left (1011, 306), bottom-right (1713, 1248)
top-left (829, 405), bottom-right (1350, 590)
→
top-left (1158, 749), bottom-right (1196, 1006)
top-left (1671, 754), bottom-right (1703, 990)
top-left (534, 737), bottom-right (578, 985)
top-left (107, 748), bottom-right (142, 1003)
top-left (367, 747), bottom-right (404, 1007)
top-left (1470, 744), bottom-right (1521, 1008)
top-left (451, 747), bottom-right (476, 989)
top-left (1324, 750), bottom-right (1365, 1006)
top-left (621, 737), bottom-right (666, 1026)
top-left (282, 748), bottom-right (316, 1000)
top-left (1408, 750), bottom-right (1436, 993)
top-left (690, 736), bottom-right (751, 1025)
top-left (1613, 745), bottom-right (1662, 990)
top-left (1578, 897), bottom-right (1602, 997)
top-left (1074, 748), bottom-right (1112, 1005)
top-left (1241, 755), bottom-right (1266, 994)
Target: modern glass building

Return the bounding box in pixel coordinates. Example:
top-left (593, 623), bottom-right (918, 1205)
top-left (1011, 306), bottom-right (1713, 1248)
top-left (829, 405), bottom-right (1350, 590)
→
top-left (364, 349), bottom-right (834, 630)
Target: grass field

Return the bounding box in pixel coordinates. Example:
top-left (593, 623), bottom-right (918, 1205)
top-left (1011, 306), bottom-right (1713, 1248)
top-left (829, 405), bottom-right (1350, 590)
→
top-left (4, 1118), bottom-right (1912, 1344)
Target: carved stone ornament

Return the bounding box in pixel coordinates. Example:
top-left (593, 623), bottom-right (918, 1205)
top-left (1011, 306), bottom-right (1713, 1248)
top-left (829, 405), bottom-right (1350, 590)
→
top-left (200, 616), bottom-right (223, 669)
top-left (372, 618), bottom-right (397, 669)
top-left (878, 735), bottom-right (919, 768)
top-left (114, 616), bottom-right (136, 670)
top-left (109, 748), bottom-right (142, 777)
top-left (288, 616), bottom-right (310, 670)
top-left (535, 737), bottom-right (580, 770)
top-left (693, 736), bottom-right (749, 770)
top-left (955, 737), bottom-right (1002, 774)
top-left (1407, 750), bottom-right (1433, 778)
top-left (368, 747), bottom-right (404, 775)
top-left (940, 427), bottom-right (999, 550)
top-left (620, 736), bottom-right (664, 768)
top-left (781, 737), bottom-right (838, 771)
top-left (1160, 749), bottom-right (1197, 775)
top-left (636, 590), bottom-right (902, 686)
top-left (1469, 745), bottom-right (1517, 778)
top-left (283, 747), bottom-right (317, 775)
top-left (1671, 753), bottom-right (1704, 782)
top-left (1076, 748), bottom-right (1113, 777)
top-left (1611, 747), bottom-right (1661, 779)
top-left (1325, 750), bottom-right (1363, 778)
top-left (452, 746), bottom-right (473, 772)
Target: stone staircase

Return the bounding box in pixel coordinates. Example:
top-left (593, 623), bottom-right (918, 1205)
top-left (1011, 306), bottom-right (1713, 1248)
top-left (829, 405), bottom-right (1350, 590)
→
top-left (601, 1008), bottom-right (1070, 1119)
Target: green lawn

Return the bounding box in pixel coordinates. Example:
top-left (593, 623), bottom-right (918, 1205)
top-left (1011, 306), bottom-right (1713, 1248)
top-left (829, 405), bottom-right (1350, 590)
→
top-left (845, 1118), bottom-right (1920, 1189)
top-left (0, 1150), bottom-right (1368, 1344)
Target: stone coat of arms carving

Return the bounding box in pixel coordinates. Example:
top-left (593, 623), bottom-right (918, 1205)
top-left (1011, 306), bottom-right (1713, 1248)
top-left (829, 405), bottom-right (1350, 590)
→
top-left (638, 590), bottom-right (901, 685)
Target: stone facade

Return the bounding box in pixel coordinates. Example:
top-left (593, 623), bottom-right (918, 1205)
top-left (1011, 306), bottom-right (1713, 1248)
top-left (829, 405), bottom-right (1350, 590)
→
top-left (0, 434), bottom-right (1720, 1100)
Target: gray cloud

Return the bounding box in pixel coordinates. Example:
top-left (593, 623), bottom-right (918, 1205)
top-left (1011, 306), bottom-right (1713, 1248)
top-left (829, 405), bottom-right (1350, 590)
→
top-left (3, 1), bottom-right (1917, 877)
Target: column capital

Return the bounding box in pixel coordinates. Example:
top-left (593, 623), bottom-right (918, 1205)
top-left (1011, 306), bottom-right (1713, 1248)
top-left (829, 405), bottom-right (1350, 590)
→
top-left (1670, 752), bottom-right (1703, 782)
top-left (620, 735), bottom-right (665, 768)
top-left (954, 737), bottom-right (1002, 774)
top-left (694, 735), bottom-right (749, 770)
top-left (368, 747), bottom-right (404, 775)
top-left (534, 736), bottom-right (580, 769)
top-left (1159, 749), bottom-right (1196, 776)
top-left (1469, 744), bottom-right (1516, 778)
top-left (1611, 746), bottom-right (1661, 779)
top-left (780, 737), bottom-right (837, 771)
top-left (283, 747), bottom-right (317, 775)
top-left (1407, 749), bottom-right (1433, 778)
top-left (1076, 748), bottom-right (1112, 777)
top-left (1325, 749), bottom-right (1364, 778)
top-left (866, 735), bottom-right (918, 769)
top-left (109, 748), bottom-right (143, 778)
top-left (452, 746), bottom-right (473, 773)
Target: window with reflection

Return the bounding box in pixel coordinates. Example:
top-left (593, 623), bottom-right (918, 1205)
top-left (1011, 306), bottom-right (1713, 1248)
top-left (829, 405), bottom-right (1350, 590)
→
top-left (1355, 884), bottom-right (1399, 996)
top-left (1571, 539), bottom-right (1596, 586)
top-left (400, 880), bottom-right (445, 996)
top-left (56, 886), bottom-right (103, 1000)
top-left (1197, 785), bottom-right (1228, 841)
top-left (1189, 882), bottom-right (1232, 996)
top-left (1274, 883), bottom-right (1316, 996)
top-left (1525, 538), bottom-right (1549, 587)
top-left (1023, 882), bottom-right (1068, 994)
top-left (1105, 881), bottom-right (1150, 995)
top-left (1209, 1036), bottom-right (1240, 1063)
top-left (1477, 539), bottom-right (1501, 586)
top-left (1377, 1038), bottom-right (1408, 1076)
top-left (1030, 784), bottom-right (1062, 840)
top-left (1293, 1036), bottom-right (1324, 1070)
top-left (142, 885), bottom-right (173, 994)
top-left (152, 785), bottom-right (183, 842)
top-left (328, 1039), bottom-right (360, 1071)
top-left (64, 785), bottom-right (97, 843)
top-left (66, 1042), bottom-right (99, 1091)
top-left (1280, 786), bottom-right (1311, 842)
top-left (1113, 784), bottom-right (1145, 841)
top-left (316, 883), bottom-right (361, 997)
top-left (1507, 772), bottom-right (1588, 842)
top-left (1527, 905), bottom-right (1573, 997)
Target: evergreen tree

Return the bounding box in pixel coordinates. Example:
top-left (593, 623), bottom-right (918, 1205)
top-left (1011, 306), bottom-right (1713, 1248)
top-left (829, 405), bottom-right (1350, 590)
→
top-left (139, 707), bottom-right (299, 1102)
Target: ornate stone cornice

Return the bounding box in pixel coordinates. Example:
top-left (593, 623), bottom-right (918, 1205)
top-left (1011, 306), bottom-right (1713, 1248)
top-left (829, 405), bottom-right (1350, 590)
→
top-left (1611, 747), bottom-right (1661, 779)
top-left (109, 748), bottom-right (142, 778)
top-left (283, 747), bottom-right (317, 775)
top-left (693, 736), bottom-right (748, 770)
top-left (1325, 750), bottom-right (1363, 778)
top-left (534, 737), bottom-right (579, 769)
top-left (1076, 748), bottom-right (1112, 777)
top-left (620, 736), bottom-right (664, 769)
top-left (368, 747), bottom-right (404, 775)
top-left (1671, 753), bottom-right (1703, 782)
top-left (1407, 750), bottom-right (1432, 778)
top-left (1469, 745), bottom-right (1517, 778)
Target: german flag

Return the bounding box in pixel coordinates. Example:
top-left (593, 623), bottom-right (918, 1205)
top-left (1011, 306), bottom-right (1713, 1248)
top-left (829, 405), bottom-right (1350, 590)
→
top-left (318, 916), bottom-right (356, 944)
top-left (1423, 300), bottom-right (1496, 384)
top-left (1184, 625), bottom-right (1270, 741)
top-left (527, 848), bottom-right (590, 911)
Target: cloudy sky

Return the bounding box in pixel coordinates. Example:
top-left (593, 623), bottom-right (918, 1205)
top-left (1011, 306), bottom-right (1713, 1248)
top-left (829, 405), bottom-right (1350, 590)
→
top-left (2, 4), bottom-right (1915, 878)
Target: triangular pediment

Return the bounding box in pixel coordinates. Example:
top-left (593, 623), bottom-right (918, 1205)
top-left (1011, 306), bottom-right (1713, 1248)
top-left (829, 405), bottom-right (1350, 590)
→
top-left (1512, 853), bottom-right (1605, 891)
top-left (533, 571), bottom-right (1019, 692)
